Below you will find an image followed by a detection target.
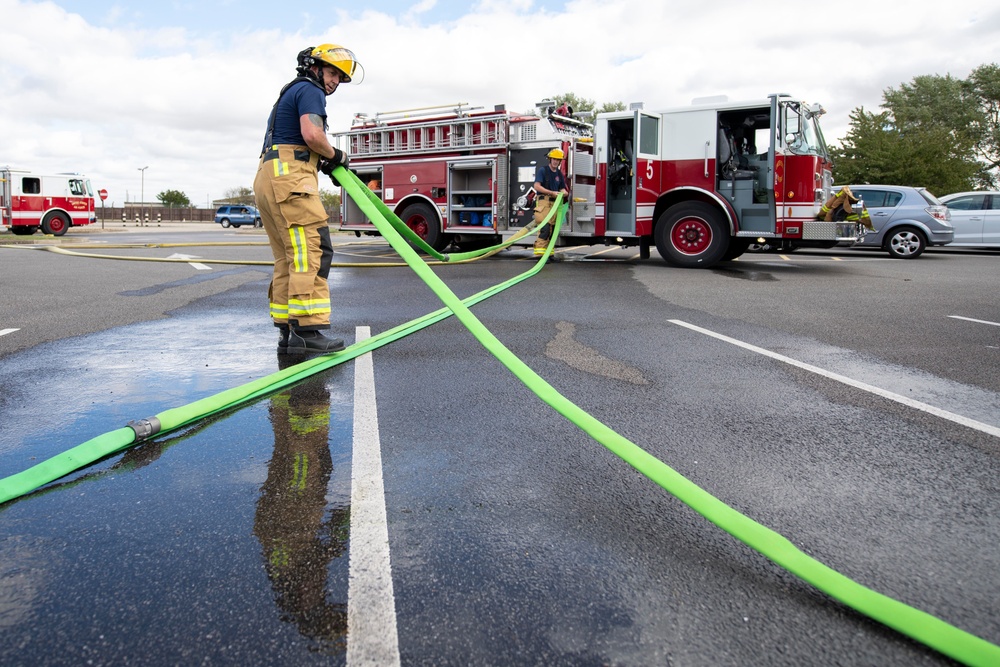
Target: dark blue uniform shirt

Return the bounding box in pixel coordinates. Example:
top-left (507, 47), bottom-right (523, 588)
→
top-left (534, 164), bottom-right (566, 193)
top-left (269, 80), bottom-right (327, 145)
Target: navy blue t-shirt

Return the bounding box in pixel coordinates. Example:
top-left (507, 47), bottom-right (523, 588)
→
top-left (534, 164), bottom-right (566, 193)
top-left (268, 80), bottom-right (327, 146)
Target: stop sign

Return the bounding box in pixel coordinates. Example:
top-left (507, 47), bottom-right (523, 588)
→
top-left (98, 189), bottom-right (108, 201)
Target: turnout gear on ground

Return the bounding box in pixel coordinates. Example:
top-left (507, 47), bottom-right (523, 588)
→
top-left (818, 186), bottom-right (874, 230)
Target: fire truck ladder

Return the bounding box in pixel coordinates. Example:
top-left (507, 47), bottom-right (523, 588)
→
top-left (339, 104), bottom-right (510, 158)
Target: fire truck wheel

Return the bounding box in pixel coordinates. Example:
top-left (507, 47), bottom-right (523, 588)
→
top-left (654, 203), bottom-right (728, 268)
top-left (454, 235), bottom-right (499, 252)
top-left (721, 239), bottom-right (751, 261)
top-left (41, 212), bottom-right (71, 236)
top-left (884, 226), bottom-right (926, 259)
top-left (400, 201), bottom-right (445, 251)
top-left (9, 226), bottom-right (38, 236)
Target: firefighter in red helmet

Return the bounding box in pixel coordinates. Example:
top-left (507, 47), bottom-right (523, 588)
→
top-left (253, 44), bottom-right (364, 354)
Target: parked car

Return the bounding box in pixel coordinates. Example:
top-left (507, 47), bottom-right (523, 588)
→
top-left (847, 185), bottom-right (953, 259)
top-left (938, 192), bottom-right (1000, 248)
top-left (214, 205), bottom-right (262, 228)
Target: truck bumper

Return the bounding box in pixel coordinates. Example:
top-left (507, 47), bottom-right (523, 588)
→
top-left (801, 220), bottom-right (865, 243)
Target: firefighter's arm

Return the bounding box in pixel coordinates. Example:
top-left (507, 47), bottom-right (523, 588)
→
top-left (300, 113), bottom-right (336, 159)
top-left (534, 179), bottom-right (566, 198)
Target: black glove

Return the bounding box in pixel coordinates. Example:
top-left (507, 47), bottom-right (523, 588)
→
top-left (319, 148), bottom-right (349, 185)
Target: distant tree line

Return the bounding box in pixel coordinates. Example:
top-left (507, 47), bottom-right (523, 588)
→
top-left (830, 63), bottom-right (1000, 194)
top-left (543, 92), bottom-right (626, 116)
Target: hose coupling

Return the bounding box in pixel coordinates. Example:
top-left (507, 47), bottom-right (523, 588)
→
top-left (127, 416), bottom-right (162, 441)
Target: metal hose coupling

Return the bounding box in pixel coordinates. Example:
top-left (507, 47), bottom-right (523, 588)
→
top-left (127, 416), bottom-right (162, 440)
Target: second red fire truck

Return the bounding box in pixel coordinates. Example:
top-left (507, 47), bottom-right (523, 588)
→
top-left (1, 166), bottom-right (97, 236)
top-left (333, 94), bottom-right (861, 267)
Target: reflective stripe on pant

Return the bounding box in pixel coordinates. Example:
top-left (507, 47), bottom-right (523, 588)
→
top-left (254, 146), bottom-right (333, 330)
top-left (533, 197), bottom-right (554, 247)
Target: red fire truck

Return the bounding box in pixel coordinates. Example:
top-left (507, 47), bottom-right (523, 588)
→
top-left (334, 94), bottom-right (861, 267)
top-left (1, 166), bottom-right (97, 236)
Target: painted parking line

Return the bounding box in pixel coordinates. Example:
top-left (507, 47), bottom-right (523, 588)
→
top-left (166, 253), bottom-right (212, 270)
top-left (949, 315), bottom-right (1000, 328)
top-left (347, 325), bottom-right (401, 667)
top-left (670, 319), bottom-right (1000, 439)
top-left (0, 328), bottom-right (19, 337)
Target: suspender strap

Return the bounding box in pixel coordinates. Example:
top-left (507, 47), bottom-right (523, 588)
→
top-left (260, 76), bottom-right (325, 157)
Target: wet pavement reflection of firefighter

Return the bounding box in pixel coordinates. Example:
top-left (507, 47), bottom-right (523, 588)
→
top-left (253, 355), bottom-right (350, 652)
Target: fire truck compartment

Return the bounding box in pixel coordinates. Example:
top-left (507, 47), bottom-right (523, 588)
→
top-left (448, 161), bottom-right (494, 230)
top-left (342, 166), bottom-right (383, 226)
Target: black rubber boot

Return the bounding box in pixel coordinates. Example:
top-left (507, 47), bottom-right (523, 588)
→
top-left (277, 324), bottom-right (290, 354)
top-left (286, 328), bottom-right (345, 355)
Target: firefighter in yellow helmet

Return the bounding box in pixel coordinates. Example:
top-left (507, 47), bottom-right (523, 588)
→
top-left (532, 147), bottom-right (569, 256)
top-left (254, 44), bottom-right (364, 354)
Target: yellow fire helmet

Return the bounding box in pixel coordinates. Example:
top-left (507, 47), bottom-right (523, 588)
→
top-left (547, 148), bottom-right (565, 160)
top-left (311, 44), bottom-right (364, 84)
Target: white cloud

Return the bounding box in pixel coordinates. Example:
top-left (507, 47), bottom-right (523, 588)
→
top-left (1, 0), bottom-right (998, 206)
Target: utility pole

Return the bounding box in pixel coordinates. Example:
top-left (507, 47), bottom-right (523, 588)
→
top-left (138, 166), bottom-right (148, 226)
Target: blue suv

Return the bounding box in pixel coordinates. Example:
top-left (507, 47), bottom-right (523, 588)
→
top-left (214, 205), bottom-right (262, 228)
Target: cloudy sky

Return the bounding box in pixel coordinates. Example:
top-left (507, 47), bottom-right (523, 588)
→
top-left (1, 0), bottom-right (997, 208)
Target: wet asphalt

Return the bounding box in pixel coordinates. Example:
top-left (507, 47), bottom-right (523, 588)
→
top-left (0, 226), bottom-right (998, 665)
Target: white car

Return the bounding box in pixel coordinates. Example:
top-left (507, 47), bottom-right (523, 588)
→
top-left (939, 192), bottom-right (1000, 248)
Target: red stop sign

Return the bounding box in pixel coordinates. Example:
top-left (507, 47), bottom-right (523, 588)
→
top-left (98, 189), bottom-right (108, 201)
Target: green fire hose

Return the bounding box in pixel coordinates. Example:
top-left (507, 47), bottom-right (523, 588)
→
top-left (333, 168), bottom-right (1000, 666)
top-left (0, 165), bottom-right (997, 666)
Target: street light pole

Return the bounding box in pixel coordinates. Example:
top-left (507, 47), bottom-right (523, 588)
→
top-left (138, 166), bottom-right (148, 226)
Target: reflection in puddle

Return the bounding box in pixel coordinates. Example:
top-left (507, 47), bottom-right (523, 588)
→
top-left (253, 356), bottom-right (350, 654)
top-left (711, 267), bottom-right (777, 281)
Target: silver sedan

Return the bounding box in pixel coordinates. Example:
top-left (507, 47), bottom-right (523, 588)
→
top-left (848, 185), bottom-right (954, 259)
top-left (939, 191), bottom-right (1000, 248)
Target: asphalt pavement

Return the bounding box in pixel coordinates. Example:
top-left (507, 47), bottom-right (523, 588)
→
top-left (0, 227), bottom-right (998, 665)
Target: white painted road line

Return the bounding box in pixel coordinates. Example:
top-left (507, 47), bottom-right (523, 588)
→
top-left (670, 319), bottom-right (1000, 439)
top-left (347, 326), bottom-right (401, 667)
top-left (949, 315), bottom-right (1000, 328)
top-left (0, 328), bottom-right (19, 337)
top-left (166, 253), bottom-right (212, 270)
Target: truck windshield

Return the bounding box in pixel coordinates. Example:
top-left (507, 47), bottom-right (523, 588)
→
top-left (782, 102), bottom-right (829, 159)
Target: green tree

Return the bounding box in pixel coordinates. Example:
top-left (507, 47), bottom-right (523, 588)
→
top-left (830, 107), bottom-right (977, 194)
top-left (320, 188), bottom-right (340, 222)
top-left (830, 70), bottom-right (992, 193)
top-left (224, 186), bottom-right (255, 205)
top-left (963, 63), bottom-right (1000, 186)
top-left (542, 93), bottom-right (626, 117)
top-left (320, 188), bottom-right (340, 211)
top-left (157, 189), bottom-right (191, 208)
